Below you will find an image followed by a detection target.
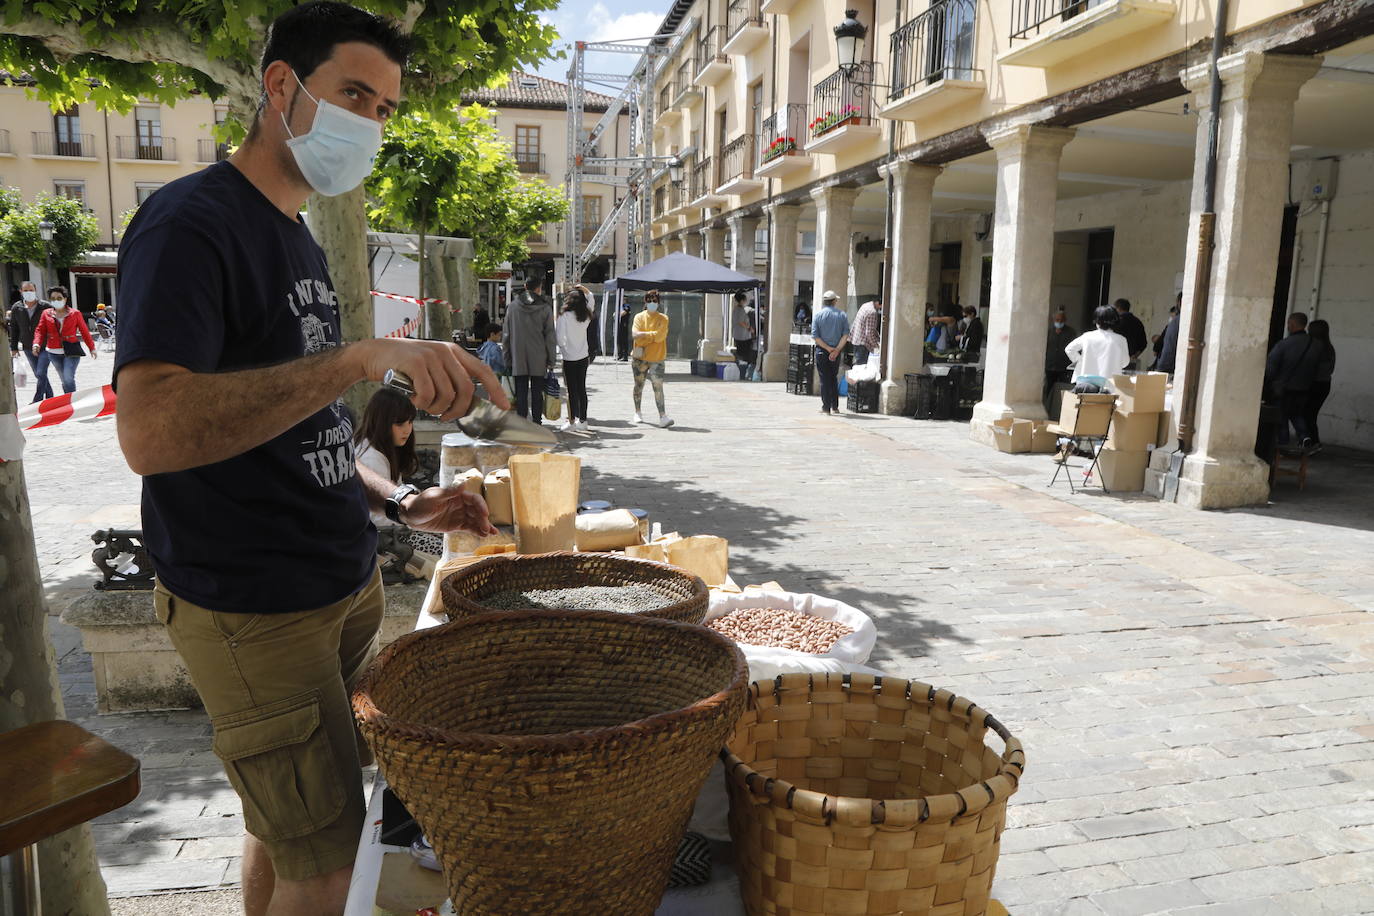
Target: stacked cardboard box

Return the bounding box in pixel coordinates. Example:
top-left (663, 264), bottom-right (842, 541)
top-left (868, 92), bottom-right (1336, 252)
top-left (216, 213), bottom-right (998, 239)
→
top-left (1098, 373), bottom-right (1168, 491)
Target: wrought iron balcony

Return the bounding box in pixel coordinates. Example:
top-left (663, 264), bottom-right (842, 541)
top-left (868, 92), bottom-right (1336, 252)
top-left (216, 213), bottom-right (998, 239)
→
top-left (197, 139), bottom-right (231, 163)
top-left (33, 132), bottom-right (95, 158)
top-left (694, 25), bottom-right (732, 86)
top-left (689, 156), bottom-right (716, 204)
top-left (653, 185), bottom-right (668, 218)
top-left (724, 0), bottom-right (768, 54)
top-left (515, 152), bottom-right (546, 173)
top-left (717, 135), bottom-right (763, 195)
top-left (672, 60), bottom-right (702, 107)
top-left (757, 104), bottom-right (812, 178)
top-left (806, 64), bottom-right (881, 152)
top-left (116, 136), bottom-right (177, 161)
top-left (883, 0), bottom-right (986, 121)
top-left (1004, 0), bottom-right (1175, 66)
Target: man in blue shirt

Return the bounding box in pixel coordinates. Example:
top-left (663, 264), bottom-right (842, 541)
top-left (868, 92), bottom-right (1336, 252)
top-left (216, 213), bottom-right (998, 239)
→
top-left (811, 289), bottom-right (850, 414)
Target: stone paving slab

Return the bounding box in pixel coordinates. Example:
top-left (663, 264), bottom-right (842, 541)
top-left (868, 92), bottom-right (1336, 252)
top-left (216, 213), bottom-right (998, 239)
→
top-left (22, 357), bottom-right (1374, 912)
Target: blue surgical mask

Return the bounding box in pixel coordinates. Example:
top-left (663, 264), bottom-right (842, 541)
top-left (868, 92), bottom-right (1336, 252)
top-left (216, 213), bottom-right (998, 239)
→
top-left (1054, 321), bottom-right (1064, 329)
top-left (646, 302), bottom-right (659, 312)
top-left (282, 70), bottom-right (384, 197)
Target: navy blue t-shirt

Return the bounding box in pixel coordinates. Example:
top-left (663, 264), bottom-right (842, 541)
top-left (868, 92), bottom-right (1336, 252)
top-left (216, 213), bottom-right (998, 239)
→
top-left (115, 161), bottom-right (375, 613)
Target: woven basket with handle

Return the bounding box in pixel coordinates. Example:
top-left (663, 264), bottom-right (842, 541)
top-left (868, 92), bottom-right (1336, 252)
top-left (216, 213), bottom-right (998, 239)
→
top-left (353, 609), bottom-right (748, 915)
top-left (723, 673), bottom-right (1024, 916)
top-left (439, 550), bottom-right (709, 624)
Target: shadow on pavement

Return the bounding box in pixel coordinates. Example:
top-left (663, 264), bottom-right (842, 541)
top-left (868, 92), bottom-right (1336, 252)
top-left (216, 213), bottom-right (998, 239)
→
top-left (1228, 445), bottom-right (1374, 534)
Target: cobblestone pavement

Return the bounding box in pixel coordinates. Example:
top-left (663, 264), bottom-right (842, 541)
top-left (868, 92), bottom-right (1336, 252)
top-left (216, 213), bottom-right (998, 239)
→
top-left (24, 355), bottom-right (1374, 912)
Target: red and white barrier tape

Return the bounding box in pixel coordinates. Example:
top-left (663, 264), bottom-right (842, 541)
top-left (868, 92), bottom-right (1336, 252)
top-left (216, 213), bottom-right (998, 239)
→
top-left (18, 384), bottom-right (118, 430)
top-left (383, 309), bottom-right (423, 339)
top-left (370, 290), bottom-right (451, 309)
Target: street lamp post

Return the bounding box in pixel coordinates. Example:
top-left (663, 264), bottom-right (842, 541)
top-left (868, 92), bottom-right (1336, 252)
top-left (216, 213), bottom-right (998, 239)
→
top-left (38, 219), bottom-right (54, 292)
top-left (834, 9), bottom-right (867, 75)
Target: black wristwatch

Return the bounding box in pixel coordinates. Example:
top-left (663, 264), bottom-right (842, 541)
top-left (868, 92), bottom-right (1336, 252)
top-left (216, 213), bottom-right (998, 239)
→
top-left (384, 484), bottom-right (420, 523)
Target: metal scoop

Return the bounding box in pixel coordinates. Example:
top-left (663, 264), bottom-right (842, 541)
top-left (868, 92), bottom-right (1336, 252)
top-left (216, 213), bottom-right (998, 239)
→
top-left (382, 369), bottom-right (557, 446)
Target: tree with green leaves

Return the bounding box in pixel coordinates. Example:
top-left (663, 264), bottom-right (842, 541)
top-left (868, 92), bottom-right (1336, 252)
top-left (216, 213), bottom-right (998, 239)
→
top-left (0, 193), bottom-right (101, 274)
top-left (0, 5), bottom-right (558, 914)
top-left (366, 105), bottom-right (568, 335)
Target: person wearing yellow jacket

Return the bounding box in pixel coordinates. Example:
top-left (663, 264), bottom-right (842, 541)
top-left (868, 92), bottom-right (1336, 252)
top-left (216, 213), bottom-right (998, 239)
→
top-left (631, 290), bottom-right (673, 427)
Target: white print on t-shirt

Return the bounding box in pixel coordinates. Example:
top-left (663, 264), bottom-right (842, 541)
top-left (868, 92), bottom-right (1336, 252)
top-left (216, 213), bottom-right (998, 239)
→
top-left (286, 273), bottom-right (351, 488)
top-left (300, 404), bottom-right (356, 488)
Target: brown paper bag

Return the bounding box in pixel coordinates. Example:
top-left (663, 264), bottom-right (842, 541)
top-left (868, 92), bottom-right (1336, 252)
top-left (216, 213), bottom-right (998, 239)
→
top-left (483, 469), bottom-right (514, 526)
top-left (665, 535), bottom-right (728, 587)
top-left (454, 468), bottom-right (484, 496)
top-left (575, 509), bottom-right (643, 551)
top-left (624, 543), bottom-right (668, 562)
top-left (509, 453), bottom-right (581, 554)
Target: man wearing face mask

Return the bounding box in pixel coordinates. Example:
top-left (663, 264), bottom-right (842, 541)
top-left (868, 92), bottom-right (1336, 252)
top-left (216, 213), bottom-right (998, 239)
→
top-left (8, 281), bottom-right (51, 402)
top-left (112, 5), bottom-right (508, 914)
top-left (631, 290), bottom-right (673, 426)
top-left (1044, 308), bottom-right (1076, 415)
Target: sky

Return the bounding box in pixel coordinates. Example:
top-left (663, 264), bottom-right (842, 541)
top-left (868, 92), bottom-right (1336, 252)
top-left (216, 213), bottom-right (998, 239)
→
top-left (530, 0), bottom-right (668, 88)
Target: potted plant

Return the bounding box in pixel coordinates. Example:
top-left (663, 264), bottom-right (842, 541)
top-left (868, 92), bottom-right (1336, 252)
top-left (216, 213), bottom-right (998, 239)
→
top-left (809, 105), bottom-right (863, 138)
top-left (762, 136), bottom-right (798, 163)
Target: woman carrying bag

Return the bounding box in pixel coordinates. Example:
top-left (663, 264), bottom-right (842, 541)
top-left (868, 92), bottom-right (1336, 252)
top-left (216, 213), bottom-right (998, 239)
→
top-left (556, 284), bottom-right (594, 431)
top-left (32, 286), bottom-right (96, 395)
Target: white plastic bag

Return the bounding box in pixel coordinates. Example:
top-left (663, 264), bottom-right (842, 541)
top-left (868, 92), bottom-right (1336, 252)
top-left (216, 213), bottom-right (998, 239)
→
top-left (845, 351), bottom-right (881, 384)
top-left (12, 354), bottom-right (28, 388)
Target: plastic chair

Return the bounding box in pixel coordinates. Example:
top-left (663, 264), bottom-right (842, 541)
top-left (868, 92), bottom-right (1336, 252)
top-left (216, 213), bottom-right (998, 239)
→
top-left (1046, 392), bottom-right (1118, 493)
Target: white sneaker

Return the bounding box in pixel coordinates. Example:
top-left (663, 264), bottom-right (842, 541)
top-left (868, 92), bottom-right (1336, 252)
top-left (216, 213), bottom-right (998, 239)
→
top-left (557, 420), bottom-right (575, 432)
top-left (575, 420), bottom-right (591, 431)
top-left (633, 412), bottom-right (644, 424)
top-left (656, 415), bottom-right (675, 428)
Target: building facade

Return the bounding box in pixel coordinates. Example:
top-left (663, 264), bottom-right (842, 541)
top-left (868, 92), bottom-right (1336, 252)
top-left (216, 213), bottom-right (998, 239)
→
top-left (641, 0), bottom-right (1374, 508)
top-left (0, 82), bottom-right (225, 310)
top-left (463, 71), bottom-right (630, 303)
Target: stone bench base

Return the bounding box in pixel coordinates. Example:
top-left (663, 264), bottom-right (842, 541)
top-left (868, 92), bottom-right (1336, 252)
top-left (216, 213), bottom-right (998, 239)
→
top-left (61, 583), bottom-right (428, 714)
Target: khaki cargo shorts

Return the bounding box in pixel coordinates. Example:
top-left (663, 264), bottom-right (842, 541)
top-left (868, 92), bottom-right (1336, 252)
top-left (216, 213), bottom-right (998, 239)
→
top-left (154, 566), bottom-right (384, 881)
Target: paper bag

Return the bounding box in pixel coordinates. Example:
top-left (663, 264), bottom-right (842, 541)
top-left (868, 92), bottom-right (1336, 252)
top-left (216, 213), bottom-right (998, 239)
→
top-left (454, 468), bottom-right (484, 496)
top-left (665, 535), bottom-right (728, 587)
top-left (574, 509), bottom-right (643, 551)
top-left (444, 527), bottom-right (516, 560)
top-left (624, 543), bottom-right (667, 562)
top-left (509, 452), bottom-right (581, 554)
top-left (483, 469), bottom-right (514, 526)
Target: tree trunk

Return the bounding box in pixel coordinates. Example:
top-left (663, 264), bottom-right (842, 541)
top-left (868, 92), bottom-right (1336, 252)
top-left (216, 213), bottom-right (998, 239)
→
top-left (308, 186), bottom-right (374, 421)
top-left (442, 256), bottom-right (463, 332)
top-left (423, 250), bottom-right (451, 343)
top-left (0, 325), bottom-right (112, 916)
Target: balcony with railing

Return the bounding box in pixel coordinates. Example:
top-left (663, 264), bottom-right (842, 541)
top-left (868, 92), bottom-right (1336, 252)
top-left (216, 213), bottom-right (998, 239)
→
top-left (804, 63), bottom-right (882, 154)
top-left (689, 156), bottom-right (723, 207)
top-left (515, 152), bottom-right (547, 173)
top-left (693, 25), bottom-right (732, 87)
top-left (756, 103), bottom-right (813, 179)
top-left (32, 132), bottom-right (96, 158)
top-left (716, 135), bottom-right (763, 196)
top-left (657, 82), bottom-right (682, 127)
top-left (0, 129), bottom-right (11, 156)
top-left (760, 0), bottom-right (797, 12)
top-left (671, 59), bottom-right (702, 108)
top-left (1002, 0), bottom-right (1175, 68)
top-left (653, 185), bottom-right (669, 223)
top-left (197, 139), bottom-right (232, 163)
top-left (116, 136), bottom-right (177, 161)
top-left (723, 0), bottom-right (768, 55)
top-left (882, 0), bottom-right (985, 122)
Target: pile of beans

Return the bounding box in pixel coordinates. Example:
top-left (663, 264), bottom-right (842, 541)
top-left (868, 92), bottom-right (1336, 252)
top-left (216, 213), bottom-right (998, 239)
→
top-left (478, 584), bottom-right (670, 612)
top-left (706, 607), bottom-right (853, 654)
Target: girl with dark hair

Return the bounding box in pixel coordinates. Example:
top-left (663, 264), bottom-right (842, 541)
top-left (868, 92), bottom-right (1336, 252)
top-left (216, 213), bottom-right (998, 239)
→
top-left (353, 388), bottom-right (440, 553)
top-left (556, 284), bottom-right (594, 431)
top-left (1064, 305), bottom-right (1129, 391)
top-left (1303, 319), bottom-right (1336, 453)
top-left (31, 285), bottom-right (95, 394)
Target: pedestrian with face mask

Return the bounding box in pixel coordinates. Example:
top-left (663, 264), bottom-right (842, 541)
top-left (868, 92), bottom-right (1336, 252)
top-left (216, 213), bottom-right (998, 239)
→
top-left (111, 5), bottom-right (507, 913)
top-left (1044, 308), bottom-right (1076, 414)
top-left (32, 285), bottom-right (96, 394)
top-left (631, 290), bottom-right (673, 427)
top-left (8, 280), bottom-right (52, 402)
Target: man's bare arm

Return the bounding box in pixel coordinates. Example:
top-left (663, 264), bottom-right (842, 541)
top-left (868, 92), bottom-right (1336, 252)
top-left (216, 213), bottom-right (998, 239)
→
top-left (117, 337), bottom-right (508, 476)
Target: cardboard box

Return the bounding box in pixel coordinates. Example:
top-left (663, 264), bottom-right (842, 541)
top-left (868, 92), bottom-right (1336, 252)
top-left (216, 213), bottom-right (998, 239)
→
top-left (1094, 447), bottom-right (1149, 492)
top-left (1157, 410), bottom-right (1177, 448)
top-left (1106, 410), bottom-right (1160, 451)
top-left (1110, 372), bottom-right (1168, 414)
top-left (1030, 421), bottom-right (1060, 453)
top-left (990, 418), bottom-right (1033, 453)
top-left (1053, 391), bottom-right (1116, 436)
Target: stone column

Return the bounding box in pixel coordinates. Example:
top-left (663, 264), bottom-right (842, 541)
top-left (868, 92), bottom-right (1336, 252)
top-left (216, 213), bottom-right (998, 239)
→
top-left (810, 186), bottom-right (860, 317)
top-left (666, 236), bottom-right (684, 254)
top-left (958, 215), bottom-right (984, 313)
top-left (970, 124), bottom-right (1075, 443)
top-left (1169, 51), bottom-right (1321, 509)
top-left (763, 203), bottom-right (802, 382)
top-left (651, 242), bottom-right (666, 261)
top-left (719, 214), bottom-right (759, 361)
top-left (684, 230), bottom-right (703, 258)
top-left (877, 162), bottom-right (940, 414)
top-left (699, 226), bottom-right (727, 359)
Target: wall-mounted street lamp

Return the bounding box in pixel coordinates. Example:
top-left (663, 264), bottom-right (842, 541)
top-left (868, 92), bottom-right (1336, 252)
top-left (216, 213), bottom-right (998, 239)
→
top-left (668, 156), bottom-right (686, 185)
top-left (834, 9), bottom-right (867, 75)
top-left (38, 219), bottom-right (55, 290)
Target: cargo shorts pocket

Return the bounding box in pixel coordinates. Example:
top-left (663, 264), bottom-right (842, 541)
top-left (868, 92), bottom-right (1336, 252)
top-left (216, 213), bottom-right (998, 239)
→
top-left (211, 690), bottom-right (346, 842)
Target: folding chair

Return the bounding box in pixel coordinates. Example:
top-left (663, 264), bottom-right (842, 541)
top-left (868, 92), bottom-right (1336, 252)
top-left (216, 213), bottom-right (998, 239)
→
top-left (1046, 392), bottom-right (1117, 493)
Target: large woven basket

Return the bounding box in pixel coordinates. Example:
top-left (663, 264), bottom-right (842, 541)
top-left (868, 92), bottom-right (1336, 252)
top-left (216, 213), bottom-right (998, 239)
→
top-left (723, 674), bottom-right (1024, 916)
top-left (439, 550), bottom-right (709, 624)
top-left (353, 610), bottom-right (748, 915)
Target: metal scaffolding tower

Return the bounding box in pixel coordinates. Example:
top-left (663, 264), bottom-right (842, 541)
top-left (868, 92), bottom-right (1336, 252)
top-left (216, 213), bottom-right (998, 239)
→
top-left (564, 38), bottom-right (674, 284)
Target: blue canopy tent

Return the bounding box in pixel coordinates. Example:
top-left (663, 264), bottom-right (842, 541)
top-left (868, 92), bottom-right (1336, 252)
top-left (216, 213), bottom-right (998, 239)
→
top-left (602, 253), bottom-right (764, 367)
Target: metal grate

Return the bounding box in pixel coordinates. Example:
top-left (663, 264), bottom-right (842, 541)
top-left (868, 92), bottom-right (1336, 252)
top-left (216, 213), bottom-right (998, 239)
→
top-left (726, 0), bottom-right (763, 40)
top-left (690, 156), bottom-right (714, 200)
top-left (1011, 0), bottom-right (1101, 41)
top-left (32, 132), bottom-right (95, 157)
top-left (116, 136), bottom-right (176, 160)
top-left (890, 0), bottom-right (980, 100)
top-left (696, 25), bottom-right (725, 76)
top-left (515, 152), bottom-right (546, 173)
top-left (811, 63), bottom-right (873, 138)
top-left (759, 104), bottom-right (808, 166)
top-left (719, 135), bottom-right (755, 184)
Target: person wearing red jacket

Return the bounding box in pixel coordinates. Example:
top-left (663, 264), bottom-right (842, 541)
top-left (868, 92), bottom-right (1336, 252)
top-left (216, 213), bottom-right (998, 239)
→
top-left (31, 285), bottom-right (96, 395)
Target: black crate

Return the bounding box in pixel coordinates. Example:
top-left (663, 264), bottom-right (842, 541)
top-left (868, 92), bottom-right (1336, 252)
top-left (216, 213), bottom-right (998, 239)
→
top-left (905, 373), bottom-right (934, 419)
top-left (846, 380), bottom-right (879, 413)
top-left (690, 359), bottom-right (717, 378)
top-left (932, 376), bottom-right (959, 420)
